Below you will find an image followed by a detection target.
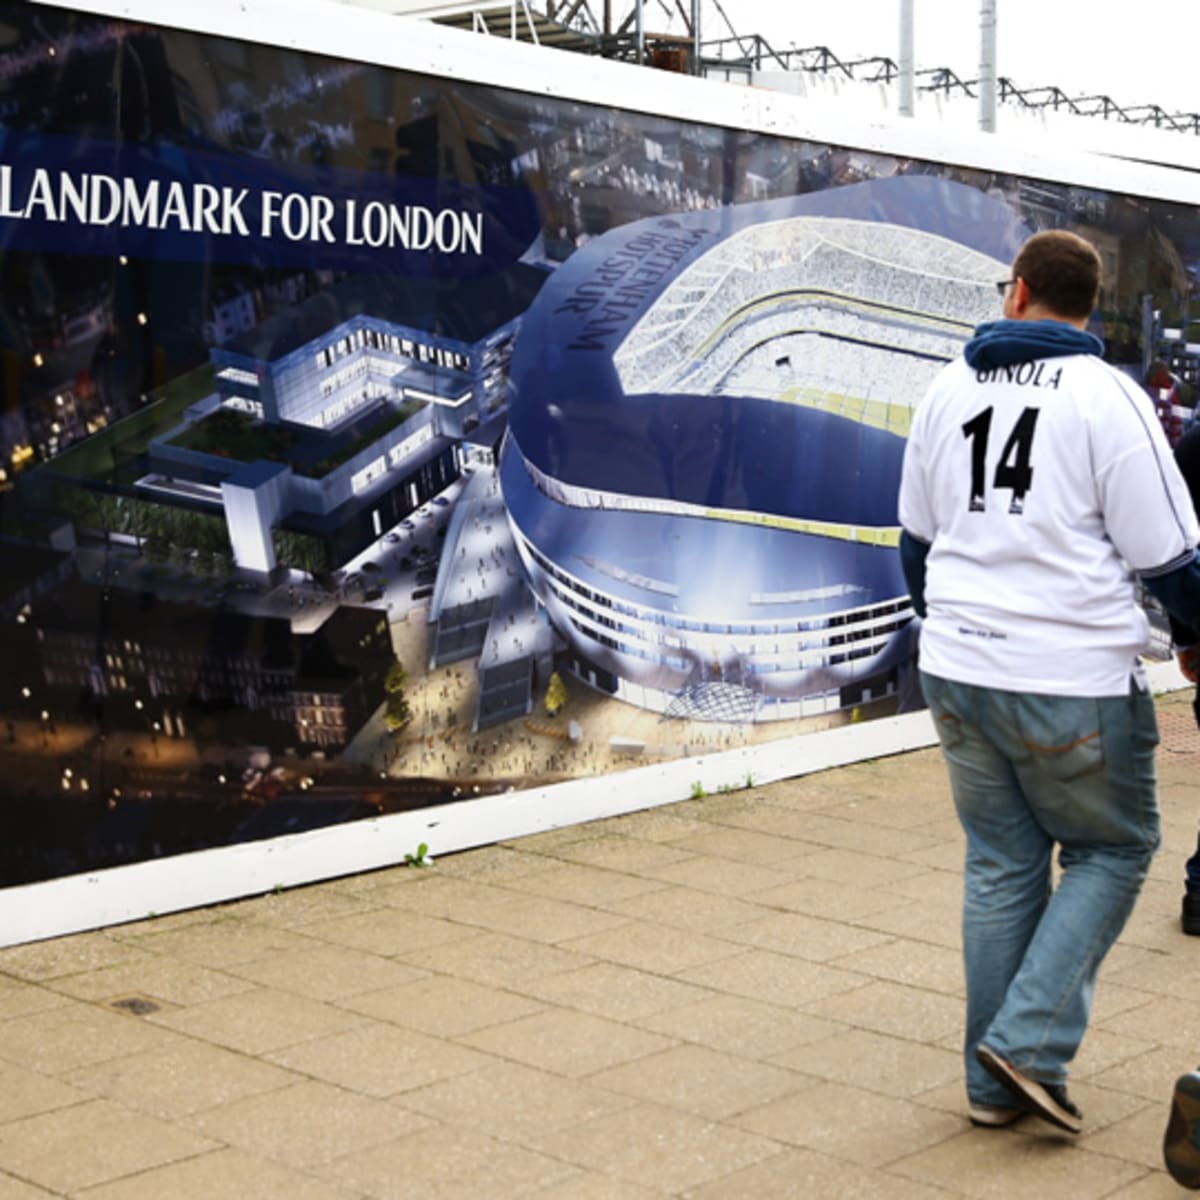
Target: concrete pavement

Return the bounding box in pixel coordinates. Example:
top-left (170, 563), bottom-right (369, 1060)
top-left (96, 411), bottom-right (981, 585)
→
top-left (0, 691), bottom-right (1197, 1197)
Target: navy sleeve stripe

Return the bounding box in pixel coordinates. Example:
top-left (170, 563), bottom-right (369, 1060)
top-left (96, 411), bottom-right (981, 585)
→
top-left (1139, 547), bottom-right (1198, 578)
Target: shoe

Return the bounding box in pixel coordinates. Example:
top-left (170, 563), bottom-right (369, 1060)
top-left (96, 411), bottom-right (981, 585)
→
top-left (968, 1101), bottom-right (1025, 1127)
top-left (1183, 892), bottom-right (1200, 937)
top-left (1164, 1069), bottom-right (1200, 1188)
top-left (975, 1043), bottom-right (1083, 1134)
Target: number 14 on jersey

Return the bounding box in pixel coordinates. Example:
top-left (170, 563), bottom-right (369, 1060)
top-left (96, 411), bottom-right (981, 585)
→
top-left (961, 406), bottom-right (1041, 514)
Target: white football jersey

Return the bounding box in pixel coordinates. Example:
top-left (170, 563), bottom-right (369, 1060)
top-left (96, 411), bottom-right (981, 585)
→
top-left (899, 352), bottom-right (1199, 696)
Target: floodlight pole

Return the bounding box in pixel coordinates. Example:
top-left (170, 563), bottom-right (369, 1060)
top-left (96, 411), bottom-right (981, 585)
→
top-left (980, 0), bottom-right (997, 131)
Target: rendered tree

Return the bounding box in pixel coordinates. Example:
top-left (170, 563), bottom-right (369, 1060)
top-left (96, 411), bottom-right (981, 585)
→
top-left (384, 691), bottom-right (412, 732)
top-left (132, 500), bottom-right (167, 558)
top-left (272, 528), bottom-right (326, 575)
top-left (545, 671), bottom-right (568, 717)
top-left (143, 535), bottom-right (170, 566)
top-left (384, 659), bottom-right (408, 695)
top-left (63, 489), bottom-right (103, 545)
top-left (383, 659), bottom-right (412, 732)
top-left (91, 492), bottom-right (121, 549)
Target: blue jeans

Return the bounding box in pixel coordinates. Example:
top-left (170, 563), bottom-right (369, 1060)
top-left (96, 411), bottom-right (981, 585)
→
top-left (920, 672), bottom-right (1160, 1106)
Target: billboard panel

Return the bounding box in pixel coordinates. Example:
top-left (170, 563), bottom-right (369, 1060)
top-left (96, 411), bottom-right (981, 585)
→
top-left (1, 0), bottom-right (1197, 917)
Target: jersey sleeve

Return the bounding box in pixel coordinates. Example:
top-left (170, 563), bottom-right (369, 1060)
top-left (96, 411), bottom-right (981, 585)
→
top-left (1094, 374), bottom-right (1200, 574)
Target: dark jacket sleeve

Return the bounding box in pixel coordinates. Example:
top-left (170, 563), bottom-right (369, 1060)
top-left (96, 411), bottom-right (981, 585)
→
top-left (1152, 426), bottom-right (1200, 645)
top-left (899, 529), bottom-right (929, 620)
top-left (1143, 551), bottom-right (1200, 642)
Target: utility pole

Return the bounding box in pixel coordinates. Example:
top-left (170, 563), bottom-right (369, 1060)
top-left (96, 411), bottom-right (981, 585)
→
top-left (980, 0), bottom-right (998, 132)
top-left (691, 0), bottom-right (701, 75)
top-left (899, 0), bottom-right (914, 117)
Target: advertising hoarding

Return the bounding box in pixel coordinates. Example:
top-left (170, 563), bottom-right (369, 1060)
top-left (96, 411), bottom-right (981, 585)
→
top-left (1, 0), bottom-right (1197, 938)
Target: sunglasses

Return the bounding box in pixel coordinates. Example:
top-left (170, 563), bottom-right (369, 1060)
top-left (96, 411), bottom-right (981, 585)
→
top-left (995, 277), bottom-right (1018, 296)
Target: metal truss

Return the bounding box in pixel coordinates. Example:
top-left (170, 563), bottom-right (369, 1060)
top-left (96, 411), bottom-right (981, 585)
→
top-left (704, 37), bottom-right (1200, 136)
top-left (420, 4), bottom-right (1200, 135)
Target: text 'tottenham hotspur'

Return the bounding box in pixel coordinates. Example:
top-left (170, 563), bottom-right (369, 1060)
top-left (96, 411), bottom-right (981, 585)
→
top-left (557, 226), bottom-right (708, 350)
top-left (0, 165), bottom-right (485, 254)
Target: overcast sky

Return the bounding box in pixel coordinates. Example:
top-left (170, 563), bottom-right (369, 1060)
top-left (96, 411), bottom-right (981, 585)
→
top-left (682, 1), bottom-right (1198, 116)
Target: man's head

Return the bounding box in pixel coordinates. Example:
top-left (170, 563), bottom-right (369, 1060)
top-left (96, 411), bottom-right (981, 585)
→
top-left (1002, 230), bottom-right (1102, 328)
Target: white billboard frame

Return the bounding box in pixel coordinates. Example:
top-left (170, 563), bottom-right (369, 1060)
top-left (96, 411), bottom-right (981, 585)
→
top-left (37, 0), bottom-right (1200, 204)
top-left (0, 0), bottom-right (1194, 944)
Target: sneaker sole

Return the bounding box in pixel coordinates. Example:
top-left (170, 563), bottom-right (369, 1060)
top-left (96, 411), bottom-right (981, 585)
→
top-left (1164, 1072), bottom-right (1200, 1188)
top-left (968, 1105), bottom-right (1025, 1128)
top-left (975, 1044), bottom-right (1082, 1134)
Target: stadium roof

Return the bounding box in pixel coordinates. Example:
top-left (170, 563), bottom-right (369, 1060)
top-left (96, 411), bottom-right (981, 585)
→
top-left (507, 174), bottom-right (1022, 521)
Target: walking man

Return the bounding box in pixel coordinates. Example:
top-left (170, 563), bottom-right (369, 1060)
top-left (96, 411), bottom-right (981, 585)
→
top-left (1160, 424), bottom-right (1200, 1188)
top-left (898, 230), bottom-right (1200, 1133)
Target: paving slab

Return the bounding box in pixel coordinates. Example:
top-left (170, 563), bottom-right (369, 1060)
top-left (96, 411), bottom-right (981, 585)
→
top-left (0, 690), bottom-right (1195, 1197)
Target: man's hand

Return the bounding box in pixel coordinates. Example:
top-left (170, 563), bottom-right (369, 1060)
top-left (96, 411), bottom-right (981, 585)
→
top-left (1177, 645), bottom-right (1200, 683)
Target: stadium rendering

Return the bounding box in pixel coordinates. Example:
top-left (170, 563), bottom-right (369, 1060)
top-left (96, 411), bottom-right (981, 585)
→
top-left (502, 176), bottom-right (1021, 721)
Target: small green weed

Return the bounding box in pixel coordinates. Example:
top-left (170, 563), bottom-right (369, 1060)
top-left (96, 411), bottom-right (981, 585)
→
top-left (405, 841), bottom-right (433, 867)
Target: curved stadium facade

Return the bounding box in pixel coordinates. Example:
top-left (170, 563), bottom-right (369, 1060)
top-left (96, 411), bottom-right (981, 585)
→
top-left (502, 176), bottom-right (1023, 721)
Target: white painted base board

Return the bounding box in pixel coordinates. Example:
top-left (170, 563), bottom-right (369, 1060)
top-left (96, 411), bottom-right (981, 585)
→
top-left (1, 659), bottom-right (1186, 947)
top-left (4, 0), bottom-right (1196, 947)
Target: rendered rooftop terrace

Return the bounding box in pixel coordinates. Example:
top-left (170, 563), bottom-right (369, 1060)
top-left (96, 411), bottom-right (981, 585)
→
top-left (167, 400), bottom-right (428, 480)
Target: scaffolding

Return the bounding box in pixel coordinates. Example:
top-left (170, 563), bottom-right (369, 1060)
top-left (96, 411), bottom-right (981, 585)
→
top-left (404, 0), bottom-right (701, 70)
top-left (392, 0), bottom-right (1200, 136)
